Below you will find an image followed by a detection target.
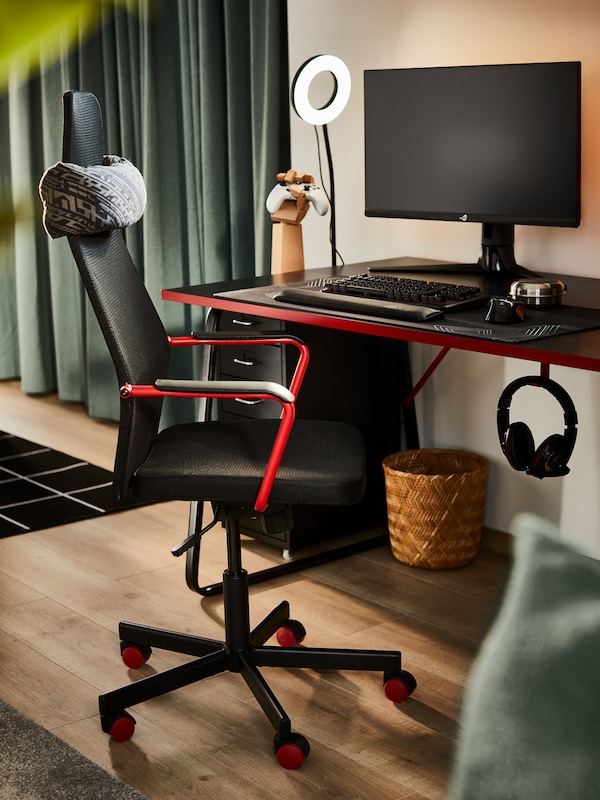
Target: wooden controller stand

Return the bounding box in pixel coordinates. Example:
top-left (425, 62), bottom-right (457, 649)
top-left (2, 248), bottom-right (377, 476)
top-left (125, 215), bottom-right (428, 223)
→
top-left (268, 170), bottom-right (314, 274)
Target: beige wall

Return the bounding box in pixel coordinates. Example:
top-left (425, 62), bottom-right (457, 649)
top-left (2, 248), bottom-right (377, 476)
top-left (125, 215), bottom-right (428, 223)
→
top-left (286, 0), bottom-right (600, 557)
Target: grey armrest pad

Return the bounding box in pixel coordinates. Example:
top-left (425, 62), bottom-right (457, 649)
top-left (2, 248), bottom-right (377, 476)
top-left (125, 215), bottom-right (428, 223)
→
top-left (154, 378), bottom-right (294, 404)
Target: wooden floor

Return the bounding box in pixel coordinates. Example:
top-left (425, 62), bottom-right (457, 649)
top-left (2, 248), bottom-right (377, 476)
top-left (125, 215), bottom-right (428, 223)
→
top-left (0, 379), bottom-right (511, 800)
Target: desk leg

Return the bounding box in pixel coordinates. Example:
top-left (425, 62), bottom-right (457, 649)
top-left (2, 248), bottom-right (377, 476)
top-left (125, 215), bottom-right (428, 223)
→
top-left (398, 340), bottom-right (420, 450)
top-left (185, 307), bottom-right (217, 595)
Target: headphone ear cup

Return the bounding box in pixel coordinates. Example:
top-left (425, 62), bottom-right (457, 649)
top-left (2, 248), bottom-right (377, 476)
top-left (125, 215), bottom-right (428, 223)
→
top-left (529, 433), bottom-right (566, 477)
top-left (503, 421), bottom-right (535, 471)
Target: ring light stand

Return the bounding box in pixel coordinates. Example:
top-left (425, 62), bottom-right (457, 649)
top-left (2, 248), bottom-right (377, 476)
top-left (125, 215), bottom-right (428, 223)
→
top-left (267, 55), bottom-right (351, 273)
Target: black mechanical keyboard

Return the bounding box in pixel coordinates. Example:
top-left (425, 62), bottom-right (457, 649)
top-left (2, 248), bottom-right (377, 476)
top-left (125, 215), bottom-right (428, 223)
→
top-left (275, 273), bottom-right (489, 322)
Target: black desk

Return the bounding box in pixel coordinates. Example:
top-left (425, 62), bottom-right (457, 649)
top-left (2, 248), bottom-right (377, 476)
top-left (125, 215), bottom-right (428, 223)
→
top-left (162, 258), bottom-right (600, 593)
top-left (163, 259), bottom-right (600, 375)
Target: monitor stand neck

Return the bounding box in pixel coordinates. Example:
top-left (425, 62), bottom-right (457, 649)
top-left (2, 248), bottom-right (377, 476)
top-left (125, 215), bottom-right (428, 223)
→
top-left (478, 223), bottom-right (536, 278)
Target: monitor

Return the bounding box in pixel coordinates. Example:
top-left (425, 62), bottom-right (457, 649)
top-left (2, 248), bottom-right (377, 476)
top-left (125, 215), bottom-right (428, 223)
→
top-left (364, 61), bottom-right (581, 276)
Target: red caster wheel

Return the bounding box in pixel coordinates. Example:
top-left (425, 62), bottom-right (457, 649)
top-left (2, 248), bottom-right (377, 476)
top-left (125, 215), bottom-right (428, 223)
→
top-left (120, 642), bottom-right (152, 669)
top-left (275, 619), bottom-right (306, 647)
top-left (384, 670), bottom-right (417, 703)
top-left (275, 733), bottom-right (310, 769)
top-left (108, 712), bottom-right (136, 742)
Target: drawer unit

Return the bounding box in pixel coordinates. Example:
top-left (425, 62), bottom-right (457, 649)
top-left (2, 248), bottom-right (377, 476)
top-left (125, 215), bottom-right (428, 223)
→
top-left (216, 311), bottom-right (285, 421)
top-left (218, 340), bottom-right (285, 420)
top-left (215, 310), bottom-right (290, 548)
top-left (214, 311), bottom-right (410, 555)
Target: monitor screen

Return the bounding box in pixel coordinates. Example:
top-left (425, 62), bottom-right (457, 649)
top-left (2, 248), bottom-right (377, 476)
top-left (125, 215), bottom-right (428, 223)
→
top-left (364, 62), bottom-right (581, 274)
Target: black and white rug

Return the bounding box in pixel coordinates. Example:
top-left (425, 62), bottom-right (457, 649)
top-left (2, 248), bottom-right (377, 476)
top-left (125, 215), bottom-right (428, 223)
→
top-left (0, 431), bottom-right (147, 537)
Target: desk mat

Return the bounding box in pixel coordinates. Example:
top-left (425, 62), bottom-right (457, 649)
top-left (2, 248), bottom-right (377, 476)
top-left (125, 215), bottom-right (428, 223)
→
top-left (216, 279), bottom-right (600, 344)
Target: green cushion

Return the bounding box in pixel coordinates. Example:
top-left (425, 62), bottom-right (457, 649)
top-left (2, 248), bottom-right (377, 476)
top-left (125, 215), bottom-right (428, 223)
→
top-left (450, 513), bottom-right (600, 800)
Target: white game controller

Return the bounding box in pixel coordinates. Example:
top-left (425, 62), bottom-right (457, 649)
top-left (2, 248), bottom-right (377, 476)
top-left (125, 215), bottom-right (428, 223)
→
top-left (266, 171), bottom-right (329, 217)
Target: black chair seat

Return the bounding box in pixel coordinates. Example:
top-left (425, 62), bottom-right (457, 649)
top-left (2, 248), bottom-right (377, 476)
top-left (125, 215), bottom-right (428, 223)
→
top-left (133, 418), bottom-right (366, 506)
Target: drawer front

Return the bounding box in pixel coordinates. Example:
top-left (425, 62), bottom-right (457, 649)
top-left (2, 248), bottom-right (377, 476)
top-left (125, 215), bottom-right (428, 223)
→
top-left (217, 310), bottom-right (283, 332)
top-left (218, 383), bottom-right (283, 419)
top-left (218, 344), bottom-right (283, 381)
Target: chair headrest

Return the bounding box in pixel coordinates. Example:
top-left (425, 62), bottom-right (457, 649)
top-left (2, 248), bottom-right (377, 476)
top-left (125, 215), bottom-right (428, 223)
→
top-left (38, 155), bottom-right (146, 239)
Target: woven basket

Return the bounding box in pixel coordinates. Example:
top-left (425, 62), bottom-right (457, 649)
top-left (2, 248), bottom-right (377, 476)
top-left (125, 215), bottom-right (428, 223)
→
top-left (382, 449), bottom-right (489, 569)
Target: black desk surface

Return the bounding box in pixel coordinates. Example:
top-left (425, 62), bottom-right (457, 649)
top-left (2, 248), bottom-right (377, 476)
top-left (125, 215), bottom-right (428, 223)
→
top-left (163, 258), bottom-right (600, 374)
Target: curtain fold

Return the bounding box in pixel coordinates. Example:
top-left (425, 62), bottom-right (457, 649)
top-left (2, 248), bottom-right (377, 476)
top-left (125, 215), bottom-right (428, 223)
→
top-left (0, 0), bottom-right (290, 422)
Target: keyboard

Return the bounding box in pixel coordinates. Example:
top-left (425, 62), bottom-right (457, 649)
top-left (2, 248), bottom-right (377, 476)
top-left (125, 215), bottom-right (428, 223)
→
top-left (275, 273), bottom-right (489, 321)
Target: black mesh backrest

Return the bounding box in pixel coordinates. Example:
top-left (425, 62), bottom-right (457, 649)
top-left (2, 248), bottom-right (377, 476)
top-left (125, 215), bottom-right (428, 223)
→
top-left (62, 91), bottom-right (170, 500)
top-left (62, 90), bottom-right (104, 167)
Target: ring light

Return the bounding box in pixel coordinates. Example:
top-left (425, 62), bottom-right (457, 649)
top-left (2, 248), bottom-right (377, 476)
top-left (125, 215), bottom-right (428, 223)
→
top-left (292, 55), bottom-right (351, 125)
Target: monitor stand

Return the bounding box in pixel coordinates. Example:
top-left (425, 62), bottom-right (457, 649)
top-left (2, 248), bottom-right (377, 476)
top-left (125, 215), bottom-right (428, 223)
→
top-left (478, 223), bottom-right (537, 279)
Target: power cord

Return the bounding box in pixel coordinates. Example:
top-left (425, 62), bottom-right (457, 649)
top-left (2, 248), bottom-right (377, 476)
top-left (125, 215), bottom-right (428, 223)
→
top-left (313, 124), bottom-right (345, 268)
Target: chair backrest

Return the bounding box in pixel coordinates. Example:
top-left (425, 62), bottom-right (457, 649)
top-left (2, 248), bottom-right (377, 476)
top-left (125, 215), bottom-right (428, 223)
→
top-left (62, 91), bottom-right (170, 500)
top-left (62, 90), bottom-right (104, 167)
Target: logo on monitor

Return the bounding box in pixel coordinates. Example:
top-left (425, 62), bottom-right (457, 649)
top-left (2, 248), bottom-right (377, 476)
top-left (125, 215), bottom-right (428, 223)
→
top-left (459, 214), bottom-right (468, 222)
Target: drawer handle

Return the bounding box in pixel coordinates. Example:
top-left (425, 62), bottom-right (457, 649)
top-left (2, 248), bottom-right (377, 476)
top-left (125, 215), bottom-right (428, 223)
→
top-left (234, 398), bottom-right (263, 405)
top-left (233, 358), bottom-right (255, 367)
top-left (231, 318), bottom-right (254, 326)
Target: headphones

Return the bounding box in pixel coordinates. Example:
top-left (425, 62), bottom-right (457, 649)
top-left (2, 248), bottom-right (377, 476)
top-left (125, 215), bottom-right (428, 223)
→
top-left (497, 375), bottom-right (578, 478)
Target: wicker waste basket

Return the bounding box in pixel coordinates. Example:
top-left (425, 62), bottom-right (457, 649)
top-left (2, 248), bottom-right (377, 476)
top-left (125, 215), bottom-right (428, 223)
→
top-left (382, 449), bottom-right (489, 569)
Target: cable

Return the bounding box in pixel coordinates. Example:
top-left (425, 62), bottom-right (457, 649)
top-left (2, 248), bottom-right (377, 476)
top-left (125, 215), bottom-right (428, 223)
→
top-left (313, 125), bottom-right (344, 268)
top-left (322, 124), bottom-right (337, 268)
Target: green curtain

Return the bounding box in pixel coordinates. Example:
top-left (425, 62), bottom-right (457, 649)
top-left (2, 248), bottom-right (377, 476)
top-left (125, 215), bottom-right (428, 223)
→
top-left (0, 0), bottom-right (290, 422)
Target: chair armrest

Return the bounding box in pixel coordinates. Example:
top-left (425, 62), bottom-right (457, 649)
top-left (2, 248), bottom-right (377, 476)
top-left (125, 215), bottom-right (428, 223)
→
top-left (119, 377), bottom-right (297, 513)
top-left (132, 333), bottom-right (310, 513)
top-left (153, 378), bottom-right (294, 404)
top-left (193, 330), bottom-right (305, 343)
top-left (168, 332), bottom-right (310, 399)
top-left (168, 331), bottom-right (304, 345)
